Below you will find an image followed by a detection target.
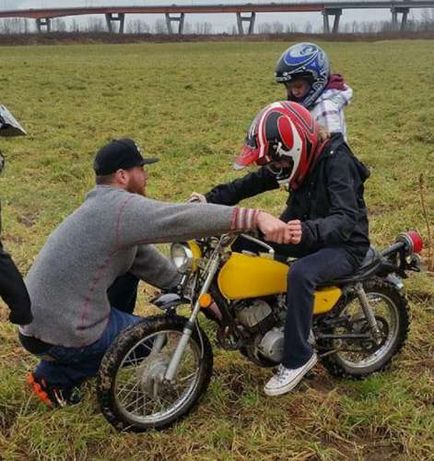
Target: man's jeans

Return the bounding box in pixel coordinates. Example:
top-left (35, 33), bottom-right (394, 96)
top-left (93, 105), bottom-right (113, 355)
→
top-left (34, 308), bottom-right (142, 388)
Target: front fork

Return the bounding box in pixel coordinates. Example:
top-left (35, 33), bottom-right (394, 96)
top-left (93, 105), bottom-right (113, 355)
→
top-left (164, 256), bottom-right (220, 382)
top-left (354, 282), bottom-right (382, 343)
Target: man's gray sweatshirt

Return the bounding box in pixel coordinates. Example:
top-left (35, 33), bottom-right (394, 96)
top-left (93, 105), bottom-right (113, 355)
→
top-left (20, 186), bottom-right (258, 347)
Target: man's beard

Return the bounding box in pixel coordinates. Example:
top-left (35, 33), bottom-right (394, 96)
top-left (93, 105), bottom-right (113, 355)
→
top-left (126, 180), bottom-right (145, 196)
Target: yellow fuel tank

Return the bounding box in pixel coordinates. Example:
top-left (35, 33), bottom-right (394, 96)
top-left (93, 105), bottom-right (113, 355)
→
top-left (217, 252), bottom-right (342, 314)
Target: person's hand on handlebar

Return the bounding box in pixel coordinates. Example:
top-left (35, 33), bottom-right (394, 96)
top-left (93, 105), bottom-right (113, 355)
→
top-left (256, 212), bottom-right (300, 245)
top-left (287, 219), bottom-right (302, 244)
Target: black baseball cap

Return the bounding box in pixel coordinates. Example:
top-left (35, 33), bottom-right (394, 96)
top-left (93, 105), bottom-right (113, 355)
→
top-left (93, 138), bottom-right (159, 175)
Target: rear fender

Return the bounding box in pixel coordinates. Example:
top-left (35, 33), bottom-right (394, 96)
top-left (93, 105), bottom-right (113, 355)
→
top-left (385, 274), bottom-right (404, 290)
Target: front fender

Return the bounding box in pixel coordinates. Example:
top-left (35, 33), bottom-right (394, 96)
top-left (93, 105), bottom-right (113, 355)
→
top-left (152, 293), bottom-right (188, 312)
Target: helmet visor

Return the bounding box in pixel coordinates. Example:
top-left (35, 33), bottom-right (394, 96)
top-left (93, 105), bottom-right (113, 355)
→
top-left (233, 143), bottom-right (260, 170)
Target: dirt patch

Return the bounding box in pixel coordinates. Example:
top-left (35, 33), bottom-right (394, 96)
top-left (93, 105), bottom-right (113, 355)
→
top-left (17, 213), bottom-right (37, 228)
top-left (1, 233), bottom-right (24, 244)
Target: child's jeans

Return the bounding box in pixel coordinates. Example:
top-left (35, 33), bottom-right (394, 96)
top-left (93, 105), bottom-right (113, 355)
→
top-left (282, 247), bottom-right (355, 368)
top-left (34, 307), bottom-right (142, 388)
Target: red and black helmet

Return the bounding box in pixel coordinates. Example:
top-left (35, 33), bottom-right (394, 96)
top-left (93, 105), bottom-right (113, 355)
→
top-left (234, 101), bottom-right (322, 190)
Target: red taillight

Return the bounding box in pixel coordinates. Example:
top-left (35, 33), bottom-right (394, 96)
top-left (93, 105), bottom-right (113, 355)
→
top-left (408, 231), bottom-right (424, 253)
top-left (397, 231), bottom-right (424, 254)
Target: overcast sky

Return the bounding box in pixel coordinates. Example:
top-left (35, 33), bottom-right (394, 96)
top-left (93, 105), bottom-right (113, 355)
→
top-left (0, 0), bottom-right (428, 33)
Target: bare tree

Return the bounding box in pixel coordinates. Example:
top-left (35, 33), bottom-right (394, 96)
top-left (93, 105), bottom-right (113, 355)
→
top-left (127, 18), bottom-right (150, 34)
top-left (0, 18), bottom-right (26, 34)
top-left (71, 19), bottom-right (80, 33)
top-left (52, 18), bottom-right (67, 32)
top-left (23, 19), bottom-right (31, 34)
top-left (154, 19), bottom-right (167, 34)
top-left (284, 22), bottom-right (299, 33)
top-left (85, 17), bottom-right (105, 32)
top-left (271, 21), bottom-right (284, 33)
top-left (195, 21), bottom-right (213, 34)
top-left (257, 22), bottom-right (271, 33)
top-left (183, 22), bottom-right (193, 34)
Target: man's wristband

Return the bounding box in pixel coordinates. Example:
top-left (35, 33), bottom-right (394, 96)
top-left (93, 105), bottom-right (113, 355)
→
top-left (231, 207), bottom-right (261, 231)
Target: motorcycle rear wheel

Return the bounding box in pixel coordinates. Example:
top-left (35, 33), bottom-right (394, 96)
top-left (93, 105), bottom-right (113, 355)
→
top-left (97, 315), bottom-right (213, 432)
top-left (319, 279), bottom-right (410, 378)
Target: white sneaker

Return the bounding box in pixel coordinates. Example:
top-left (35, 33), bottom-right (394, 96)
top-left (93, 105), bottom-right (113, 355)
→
top-left (264, 353), bottom-right (318, 397)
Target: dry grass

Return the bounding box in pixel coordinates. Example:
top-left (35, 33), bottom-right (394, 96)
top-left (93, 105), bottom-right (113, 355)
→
top-left (0, 40), bottom-right (433, 460)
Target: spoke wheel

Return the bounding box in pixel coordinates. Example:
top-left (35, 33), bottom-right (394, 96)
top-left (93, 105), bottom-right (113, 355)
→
top-left (97, 315), bottom-right (213, 432)
top-left (319, 279), bottom-right (410, 378)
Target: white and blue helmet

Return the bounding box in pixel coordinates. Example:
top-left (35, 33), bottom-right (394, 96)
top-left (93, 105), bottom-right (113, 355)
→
top-left (0, 105), bottom-right (26, 137)
top-left (275, 42), bottom-right (330, 109)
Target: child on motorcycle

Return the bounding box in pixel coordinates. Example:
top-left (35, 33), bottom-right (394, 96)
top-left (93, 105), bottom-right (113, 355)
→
top-left (275, 42), bottom-right (353, 140)
top-left (0, 106), bottom-right (32, 326)
top-left (190, 101), bottom-right (370, 396)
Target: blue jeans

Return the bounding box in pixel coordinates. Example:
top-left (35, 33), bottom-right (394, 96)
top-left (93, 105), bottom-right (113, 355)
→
top-left (34, 308), bottom-right (142, 388)
top-left (282, 247), bottom-right (355, 368)
top-left (233, 237), bottom-right (358, 369)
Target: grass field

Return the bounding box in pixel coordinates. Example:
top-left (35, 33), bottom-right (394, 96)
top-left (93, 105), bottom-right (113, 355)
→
top-left (0, 40), bottom-right (433, 460)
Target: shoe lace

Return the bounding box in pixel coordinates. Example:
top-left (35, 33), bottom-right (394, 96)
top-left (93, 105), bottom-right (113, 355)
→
top-left (275, 364), bottom-right (291, 383)
top-left (52, 388), bottom-right (67, 407)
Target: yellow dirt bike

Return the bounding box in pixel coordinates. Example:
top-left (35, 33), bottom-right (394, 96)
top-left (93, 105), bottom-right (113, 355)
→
top-left (97, 231), bottom-right (423, 432)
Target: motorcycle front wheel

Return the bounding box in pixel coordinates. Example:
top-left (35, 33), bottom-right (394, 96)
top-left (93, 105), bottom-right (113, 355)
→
top-left (97, 315), bottom-right (213, 432)
top-left (319, 279), bottom-right (410, 378)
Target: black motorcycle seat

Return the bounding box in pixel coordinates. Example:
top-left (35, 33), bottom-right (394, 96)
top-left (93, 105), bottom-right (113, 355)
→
top-left (317, 246), bottom-right (383, 286)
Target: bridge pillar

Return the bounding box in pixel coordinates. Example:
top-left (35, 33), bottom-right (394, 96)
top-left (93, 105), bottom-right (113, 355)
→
top-left (391, 7), bottom-right (410, 31)
top-left (36, 18), bottom-right (51, 33)
top-left (236, 12), bottom-right (256, 35)
top-left (165, 13), bottom-right (185, 34)
top-left (322, 8), bottom-right (342, 34)
top-left (105, 13), bottom-right (125, 33)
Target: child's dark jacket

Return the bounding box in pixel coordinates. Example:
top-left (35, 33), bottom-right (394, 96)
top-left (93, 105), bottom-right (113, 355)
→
top-left (205, 134), bottom-right (370, 267)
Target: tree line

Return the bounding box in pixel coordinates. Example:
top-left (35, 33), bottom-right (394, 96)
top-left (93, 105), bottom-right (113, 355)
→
top-left (0, 11), bottom-right (433, 34)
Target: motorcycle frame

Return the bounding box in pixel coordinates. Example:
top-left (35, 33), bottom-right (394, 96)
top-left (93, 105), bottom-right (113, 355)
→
top-left (160, 233), bottom-right (414, 376)
top-left (164, 238), bottom-right (224, 381)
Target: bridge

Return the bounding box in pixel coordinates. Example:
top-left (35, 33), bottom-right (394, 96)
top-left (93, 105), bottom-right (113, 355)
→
top-left (0, 1), bottom-right (433, 35)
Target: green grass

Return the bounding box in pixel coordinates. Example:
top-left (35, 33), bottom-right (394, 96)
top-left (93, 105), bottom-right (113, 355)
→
top-left (0, 40), bottom-right (433, 460)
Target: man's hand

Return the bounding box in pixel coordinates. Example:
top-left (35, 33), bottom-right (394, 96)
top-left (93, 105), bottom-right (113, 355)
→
top-left (188, 192), bottom-right (207, 203)
top-left (256, 211), bottom-right (294, 244)
top-left (287, 219), bottom-right (302, 244)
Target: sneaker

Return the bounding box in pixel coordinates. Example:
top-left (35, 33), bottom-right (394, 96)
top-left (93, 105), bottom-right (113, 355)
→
top-left (264, 352), bottom-right (318, 397)
top-left (26, 373), bottom-right (82, 407)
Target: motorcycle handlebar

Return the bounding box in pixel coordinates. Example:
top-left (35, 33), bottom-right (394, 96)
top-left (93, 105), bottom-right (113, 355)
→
top-left (239, 233), bottom-right (275, 256)
top-left (381, 241), bottom-right (405, 257)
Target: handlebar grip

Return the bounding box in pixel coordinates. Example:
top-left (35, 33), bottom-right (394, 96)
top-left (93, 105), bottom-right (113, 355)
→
top-left (381, 241), bottom-right (405, 257)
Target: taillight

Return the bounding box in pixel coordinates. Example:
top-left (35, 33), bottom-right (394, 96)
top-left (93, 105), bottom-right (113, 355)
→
top-left (397, 231), bottom-right (424, 254)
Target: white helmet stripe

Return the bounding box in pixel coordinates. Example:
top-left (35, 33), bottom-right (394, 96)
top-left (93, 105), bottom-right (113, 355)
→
top-left (257, 102), bottom-right (285, 162)
top-left (277, 122), bottom-right (302, 186)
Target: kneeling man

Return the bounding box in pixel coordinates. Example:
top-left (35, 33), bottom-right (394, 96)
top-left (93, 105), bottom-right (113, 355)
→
top-left (20, 138), bottom-right (293, 407)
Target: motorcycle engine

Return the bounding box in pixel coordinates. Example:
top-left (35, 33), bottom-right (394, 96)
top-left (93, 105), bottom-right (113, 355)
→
top-left (235, 298), bottom-right (286, 365)
top-left (235, 299), bottom-right (272, 329)
top-left (257, 327), bottom-right (284, 363)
